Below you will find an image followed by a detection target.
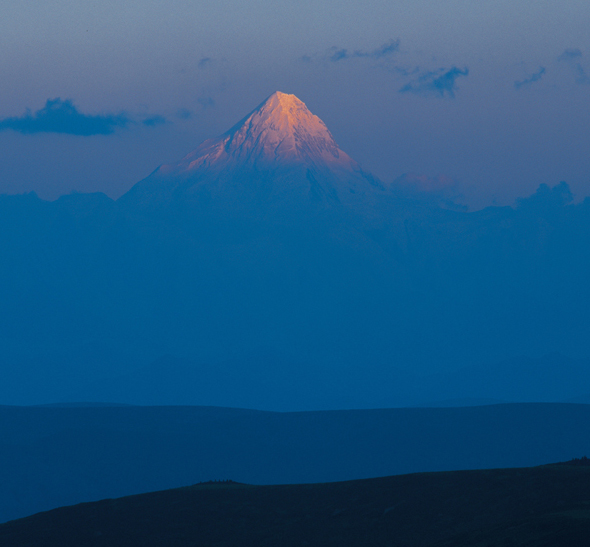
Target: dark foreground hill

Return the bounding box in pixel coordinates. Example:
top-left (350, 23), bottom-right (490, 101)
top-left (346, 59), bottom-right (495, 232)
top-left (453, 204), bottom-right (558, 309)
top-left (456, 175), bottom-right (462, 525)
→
top-left (2, 461), bottom-right (590, 546)
top-left (2, 403), bottom-right (590, 524)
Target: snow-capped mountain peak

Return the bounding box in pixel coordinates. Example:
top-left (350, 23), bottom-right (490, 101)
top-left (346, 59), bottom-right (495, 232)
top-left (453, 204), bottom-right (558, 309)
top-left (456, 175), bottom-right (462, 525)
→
top-left (158, 91), bottom-right (357, 175)
top-left (121, 92), bottom-right (381, 209)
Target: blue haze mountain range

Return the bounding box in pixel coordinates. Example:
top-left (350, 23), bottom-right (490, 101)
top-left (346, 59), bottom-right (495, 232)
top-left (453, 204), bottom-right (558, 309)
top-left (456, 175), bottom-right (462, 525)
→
top-left (1, 92), bottom-right (589, 409)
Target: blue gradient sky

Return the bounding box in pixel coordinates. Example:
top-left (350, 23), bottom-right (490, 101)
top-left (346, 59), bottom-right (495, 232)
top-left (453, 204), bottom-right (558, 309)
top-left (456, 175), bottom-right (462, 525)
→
top-left (1, 0), bottom-right (589, 207)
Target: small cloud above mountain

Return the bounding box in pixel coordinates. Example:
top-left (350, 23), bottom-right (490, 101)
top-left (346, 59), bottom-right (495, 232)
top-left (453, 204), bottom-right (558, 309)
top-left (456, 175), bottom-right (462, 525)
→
top-left (0, 99), bottom-right (130, 136)
top-left (399, 67), bottom-right (469, 98)
top-left (516, 181), bottom-right (573, 210)
top-left (198, 57), bottom-right (213, 69)
top-left (328, 39), bottom-right (400, 62)
top-left (558, 48), bottom-right (583, 61)
top-left (514, 67), bottom-right (546, 89)
top-left (176, 108), bottom-right (193, 120)
top-left (197, 96), bottom-right (216, 109)
top-left (557, 49), bottom-right (589, 84)
top-left (304, 39), bottom-right (400, 64)
top-left (142, 115), bottom-right (167, 127)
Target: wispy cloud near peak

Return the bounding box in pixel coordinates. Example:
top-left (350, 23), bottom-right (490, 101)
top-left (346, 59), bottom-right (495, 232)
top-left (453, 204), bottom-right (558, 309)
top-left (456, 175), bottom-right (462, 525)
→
top-left (329, 39), bottom-right (400, 62)
top-left (303, 39), bottom-right (400, 64)
top-left (399, 67), bottom-right (469, 98)
top-left (198, 57), bottom-right (213, 69)
top-left (514, 67), bottom-right (546, 89)
top-left (558, 48), bottom-right (583, 61)
top-left (557, 48), bottom-right (589, 84)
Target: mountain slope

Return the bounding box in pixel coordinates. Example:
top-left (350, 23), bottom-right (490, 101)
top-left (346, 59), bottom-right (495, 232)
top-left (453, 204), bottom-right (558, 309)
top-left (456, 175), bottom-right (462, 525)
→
top-left (2, 403), bottom-right (590, 523)
top-left (163, 91), bottom-right (356, 171)
top-left (2, 462), bottom-right (590, 546)
top-left (119, 92), bottom-right (382, 211)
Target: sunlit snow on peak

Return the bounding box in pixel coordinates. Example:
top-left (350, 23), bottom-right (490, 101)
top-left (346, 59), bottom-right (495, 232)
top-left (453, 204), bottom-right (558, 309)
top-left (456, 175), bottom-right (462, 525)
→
top-left (158, 92), bottom-right (358, 175)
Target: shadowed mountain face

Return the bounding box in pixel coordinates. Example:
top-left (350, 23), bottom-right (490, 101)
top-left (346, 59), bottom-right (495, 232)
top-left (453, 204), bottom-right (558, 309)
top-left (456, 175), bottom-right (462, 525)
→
top-left (2, 462), bottom-right (590, 546)
top-left (0, 94), bottom-right (590, 408)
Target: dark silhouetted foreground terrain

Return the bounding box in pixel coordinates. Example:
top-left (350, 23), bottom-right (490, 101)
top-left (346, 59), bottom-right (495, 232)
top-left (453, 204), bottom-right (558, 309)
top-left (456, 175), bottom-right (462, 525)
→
top-left (2, 461), bottom-right (590, 546)
top-left (2, 403), bottom-right (590, 524)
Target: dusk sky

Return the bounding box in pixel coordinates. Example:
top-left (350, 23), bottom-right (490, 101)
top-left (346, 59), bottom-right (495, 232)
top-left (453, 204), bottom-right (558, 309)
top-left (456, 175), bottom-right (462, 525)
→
top-left (1, 0), bottom-right (590, 208)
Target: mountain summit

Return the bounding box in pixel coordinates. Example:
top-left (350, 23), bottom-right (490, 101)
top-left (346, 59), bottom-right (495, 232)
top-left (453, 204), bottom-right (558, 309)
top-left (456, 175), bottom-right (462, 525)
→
top-left (121, 92), bottom-right (381, 210)
top-left (159, 92), bottom-right (357, 174)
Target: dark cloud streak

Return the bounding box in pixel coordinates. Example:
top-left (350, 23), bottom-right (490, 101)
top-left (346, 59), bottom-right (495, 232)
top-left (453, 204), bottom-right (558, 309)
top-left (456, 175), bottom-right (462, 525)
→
top-left (514, 67), bottom-right (546, 89)
top-left (330, 49), bottom-right (349, 62)
top-left (329, 39), bottom-right (400, 62)
top-left (399, 67), bottom-right (469, 98)
top-left (0, 99), bottom-right (130, 136)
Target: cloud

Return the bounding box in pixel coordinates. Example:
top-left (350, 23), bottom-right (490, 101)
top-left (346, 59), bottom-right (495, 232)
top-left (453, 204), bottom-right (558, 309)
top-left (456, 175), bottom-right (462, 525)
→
top-left (176, 108), bottom-right (192, 120)
top-left (572, 64), bottom-right (589, 84)
top-left (392, 65), bottom-right (420, 77)
top-left (330, 48), bottom-right (349, 62)
top-left (369, 40), bottom-right (400, 59)
top-left (198, 57), bottom-right (212, 69)
top-left (197, 96), bottom-right (215, 109)
top-left (142, 115), bottom-right (166, 127)
top-left (558, 48), bottom-right (582, 61)
top-left (0, 98), bottom-right (130, 136)
top-left (514, 67), bottom-right (546, 89)
top-left (399, 67), bottom-right (469, 98)
top-left (557, 49), bottom-right (589, 84)
top-left (516, 181), bottom-right (573, 210)
top-left (328, 39), bottom-right (400, 62)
